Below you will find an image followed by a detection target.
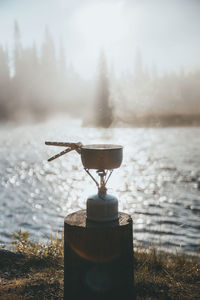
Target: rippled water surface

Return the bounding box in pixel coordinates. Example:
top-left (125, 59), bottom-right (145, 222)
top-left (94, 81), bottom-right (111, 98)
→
top-left (1, 118), bottom-right (200, 254)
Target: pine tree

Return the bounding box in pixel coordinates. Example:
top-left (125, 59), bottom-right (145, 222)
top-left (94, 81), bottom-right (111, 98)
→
top-left (12, 20), bottom-right (24, 116)
top-left (95, 51), bottom-right (113, 127)
top-left (57, 38), bottom-right (68, 109)
top-left (40, 26), bottom-right (57, 112)
top-left (58, 38), bottom-right (66, 78)
top-left (41, 26), bottom-right (57, 77)
top-left (0, 46), bottom-right (10, 120)
top-left (13, 20), bottom-right (22, 76)
top-left (134, 49), bottom-right (143, 79)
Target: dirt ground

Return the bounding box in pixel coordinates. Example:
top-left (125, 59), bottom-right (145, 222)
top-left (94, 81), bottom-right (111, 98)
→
top-left (0, 246), bottom-right (200, 299)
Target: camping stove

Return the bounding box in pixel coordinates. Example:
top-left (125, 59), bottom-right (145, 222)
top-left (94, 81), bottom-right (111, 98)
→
top-left (45, 141), bottom-right (123, 222)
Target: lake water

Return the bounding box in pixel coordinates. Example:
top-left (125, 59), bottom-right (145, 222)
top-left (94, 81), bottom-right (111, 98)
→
top-left (0, 117), bottom-right (200, 254)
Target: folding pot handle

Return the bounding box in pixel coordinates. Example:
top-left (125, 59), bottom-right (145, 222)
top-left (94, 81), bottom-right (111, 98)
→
top-left (45, 141), bottom-right (82, 148)
top-left (45, 141), bottom-right (82, 161)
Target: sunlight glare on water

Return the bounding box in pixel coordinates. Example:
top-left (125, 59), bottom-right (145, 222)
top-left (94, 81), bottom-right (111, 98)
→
top-left (0, 118), bottom-right (200, 254)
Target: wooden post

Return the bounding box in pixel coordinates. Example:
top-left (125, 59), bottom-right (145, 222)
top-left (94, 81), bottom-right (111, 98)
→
top-left (64, 210), bottom-right (134, 300)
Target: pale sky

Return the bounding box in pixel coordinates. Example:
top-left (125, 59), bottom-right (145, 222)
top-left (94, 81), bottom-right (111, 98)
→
top-left (0, 0), bottom-right (200, 77)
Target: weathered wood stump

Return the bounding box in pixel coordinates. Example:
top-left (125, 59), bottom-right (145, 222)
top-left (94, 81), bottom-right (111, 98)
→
top-left (64, 210), bottom-right (134, 300)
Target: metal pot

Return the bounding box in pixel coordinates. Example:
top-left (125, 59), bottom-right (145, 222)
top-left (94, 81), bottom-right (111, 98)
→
top-left (45, 142), bottom-right (123, 170)
top-left (81, 144), bottom-right (122, 170)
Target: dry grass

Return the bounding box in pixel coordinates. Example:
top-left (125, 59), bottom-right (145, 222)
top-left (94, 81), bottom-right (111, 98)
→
top-left (134, 246), bottom-right (200, 299)
top-left (0, 231), bottom-right (199, 299)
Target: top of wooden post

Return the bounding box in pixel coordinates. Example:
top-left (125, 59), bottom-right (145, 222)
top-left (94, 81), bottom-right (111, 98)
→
top-left (64, 210), bottom-right (132, 227)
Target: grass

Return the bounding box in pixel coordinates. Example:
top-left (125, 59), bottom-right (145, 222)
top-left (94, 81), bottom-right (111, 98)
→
top-left (0, 230), bottom-right (199, 299)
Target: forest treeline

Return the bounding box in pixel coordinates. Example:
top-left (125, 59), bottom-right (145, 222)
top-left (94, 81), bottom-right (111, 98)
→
top-left (0, 21), bottom-right (93, 122)
top-left (112, 56), bottom-right (200, 126)
top-left (0, 21), bottom-right (200, 125)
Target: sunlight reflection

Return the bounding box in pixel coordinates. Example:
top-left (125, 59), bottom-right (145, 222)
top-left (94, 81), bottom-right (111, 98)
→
top-left (2, 121), bottom-right (200, 254)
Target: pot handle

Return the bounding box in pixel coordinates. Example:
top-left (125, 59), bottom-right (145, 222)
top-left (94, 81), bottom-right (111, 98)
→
top-left (45, 141), bottom-right (82, 161)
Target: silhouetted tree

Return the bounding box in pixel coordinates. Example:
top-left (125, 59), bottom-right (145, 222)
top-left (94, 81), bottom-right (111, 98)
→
top-left (95, 51), bottom-right (113, 127)
top-left (134, 49), bottom-right (143, 80)
top-left (0, 46), bottom-right (10, 120)
top-left (41, 27), bottom-right (57, 75)
top-left (39, 26), bottom-right (58, 113)
top-left (56, 38), bottom-right (68, 109)
top-left (12, 20), bottom-right (23, 114)
top-left (13, 20), bottom-right (22, 76)
top-left (58, 38), bottom-right (66, 78)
